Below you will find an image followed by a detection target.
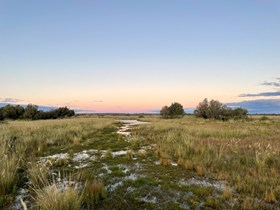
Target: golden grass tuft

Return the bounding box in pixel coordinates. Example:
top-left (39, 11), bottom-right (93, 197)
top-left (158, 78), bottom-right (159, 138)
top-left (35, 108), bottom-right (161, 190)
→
top-left (0, 154), bottom-right (19, 195)
top-left (195, 165), bottom-right (205, 176)
top-left (126, 149), bottom-right (133, 160)
top-left (35, 183), bottom-right (82, 210)
top-left (28, 163), bottom-right (50, 189)
top-left (264, 189), bottom-right (276, 203)
top-left (184, 160), bottom-right (193, 170)
top-left (222, 188), bottom-right (232, 200)
top-left (177, 157), bottom-right (184, 166)
top-left (83, 179), bottom-right (107, 209)
top-left (160, 157), bottom-right (171, 166)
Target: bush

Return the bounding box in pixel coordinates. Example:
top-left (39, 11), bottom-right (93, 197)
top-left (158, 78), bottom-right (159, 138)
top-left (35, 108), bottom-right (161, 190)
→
top-left (194, 98), bottom-right (248, 120)
top-left (1, 105), bottom-right (21, 119)
top-left (160, 102), bottom-right (184, 118)
top-left (23, 104), bottom-right (39, 120)
top-left (0, 109), bottom-right (3, 121)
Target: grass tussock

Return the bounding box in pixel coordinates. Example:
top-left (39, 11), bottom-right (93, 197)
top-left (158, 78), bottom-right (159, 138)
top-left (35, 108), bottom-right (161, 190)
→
top-left (83, 179), bottom-right (107, 209)
top-left (0, 117), bottom-right (116, 207)
top-left (136, 115), bottom-right (280, 206)
top-left (35, 183), bottom-right (82, 210)
top-left (1, 115), bottom-right (280, 209)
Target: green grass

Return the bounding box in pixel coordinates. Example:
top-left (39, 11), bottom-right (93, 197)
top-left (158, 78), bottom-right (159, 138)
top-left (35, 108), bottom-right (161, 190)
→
top-left (1, 115), bottom-right (280, 209)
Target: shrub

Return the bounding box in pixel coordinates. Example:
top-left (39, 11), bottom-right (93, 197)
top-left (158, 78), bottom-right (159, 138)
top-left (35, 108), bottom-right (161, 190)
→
top-left (194, 98), bottom-right (248, 120)
top-left (160, 102), bottom-right (184, 118)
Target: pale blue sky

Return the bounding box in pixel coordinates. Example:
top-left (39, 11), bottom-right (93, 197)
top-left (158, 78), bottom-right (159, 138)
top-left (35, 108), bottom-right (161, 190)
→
top-left (0, 0), bottom-right (279, 113)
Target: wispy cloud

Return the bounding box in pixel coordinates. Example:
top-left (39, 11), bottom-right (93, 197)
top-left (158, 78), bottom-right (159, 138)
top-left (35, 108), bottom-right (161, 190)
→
top-left (55, 100), bottom-right (80, 107)
top-left (227, 99), bottom-right (280, 114)
top-left (0, 98), bottom-right (23, 103)
top-left (239, 91), bottom-right (280, 97)
top-left (92, 100), bottom-right (103, 103)
top-left (260, 78), bottom-right (280, 88)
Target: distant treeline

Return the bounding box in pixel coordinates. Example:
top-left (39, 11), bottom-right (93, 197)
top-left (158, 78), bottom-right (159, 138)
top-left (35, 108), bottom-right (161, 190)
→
top-left (0, 104), bottom-right (75, 120)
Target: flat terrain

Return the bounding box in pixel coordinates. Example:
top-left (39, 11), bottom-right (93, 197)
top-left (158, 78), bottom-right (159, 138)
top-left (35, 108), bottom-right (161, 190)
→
top-left (0, 115), bottom-right (280, 209)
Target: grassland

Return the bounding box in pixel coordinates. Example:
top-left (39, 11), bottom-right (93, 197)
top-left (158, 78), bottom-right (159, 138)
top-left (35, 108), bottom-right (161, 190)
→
top-left (0, 115), bottom-right (279, 209)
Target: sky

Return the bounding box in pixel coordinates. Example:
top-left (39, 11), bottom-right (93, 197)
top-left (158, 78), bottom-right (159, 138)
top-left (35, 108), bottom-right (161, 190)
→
top-left (0, 0), bottom-right (280, 113)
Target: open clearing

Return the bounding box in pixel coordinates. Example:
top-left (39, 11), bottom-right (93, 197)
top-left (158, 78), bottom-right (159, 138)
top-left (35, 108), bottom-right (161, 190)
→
top-left (1, 115), bottom-right (280, 209)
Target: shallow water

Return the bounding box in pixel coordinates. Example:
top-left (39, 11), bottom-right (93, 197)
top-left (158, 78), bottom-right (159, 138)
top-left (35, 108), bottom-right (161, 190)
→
top-left (117, 120), bottom-right (150, 136)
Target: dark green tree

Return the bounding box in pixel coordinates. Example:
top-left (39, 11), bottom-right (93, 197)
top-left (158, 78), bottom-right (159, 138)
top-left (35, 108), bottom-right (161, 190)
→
top-left (160, 102), bottom-right (184, 118)
top-left (194, 98), bottom-right (248, 120)
top-left (0, 108), bottom-right (3, 121)
top-left (168, 102), bottom-right (184, 118)
top-left (23, 104), bottom-right (39, 120)
top-left (160, 106), bottom-right (170, 119)
top-left (2, 105), bottom-right (18, 119)
top-left (14, 105), bottom-right (25, 118)
top-left (194, 98), bottom-right (209, 119)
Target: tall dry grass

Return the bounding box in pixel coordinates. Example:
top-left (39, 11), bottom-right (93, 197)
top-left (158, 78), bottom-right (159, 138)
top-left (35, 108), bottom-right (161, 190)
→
top-left (34, 183), bottom-right (83, 210)
top-left (0, 117), bottom-right (116, 207)
top-left (135, 115), bottom-right (280, 205)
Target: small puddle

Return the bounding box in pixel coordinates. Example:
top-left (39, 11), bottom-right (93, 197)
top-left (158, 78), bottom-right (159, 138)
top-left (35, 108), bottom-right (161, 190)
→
top-left (117, 120), bottom-right (150, 136)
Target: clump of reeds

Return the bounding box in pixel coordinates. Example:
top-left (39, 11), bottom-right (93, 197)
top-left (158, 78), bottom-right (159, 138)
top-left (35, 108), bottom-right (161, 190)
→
top-left (83, 179), bottom-right (107, 209)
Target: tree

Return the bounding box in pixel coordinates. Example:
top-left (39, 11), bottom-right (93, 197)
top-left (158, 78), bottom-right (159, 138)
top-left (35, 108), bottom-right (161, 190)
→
top-left (23, 104), bottom-right (39, 120)
top-left (51, 107), bottom-right (75, 118)
top-left (168, 102), bottom-right (184, 118)
top-left (2, 105), bottom-right (18, 119)
top-left (194, 98), bottom-right (248, 120)
top-left (160, 102), bottom-right (184, 118)
top-left (208, 99), bottom-right (225, 120)
top-left (194, 98), bottom-right (209, 119)
top-left (14, 105), bottom-right (25, 118)
top-left (0, 108), bottom-right (3, 121)
top-left (160, 106), bottom-right (170, 119)
top-left (232, 108), bottom-right (248, 120)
